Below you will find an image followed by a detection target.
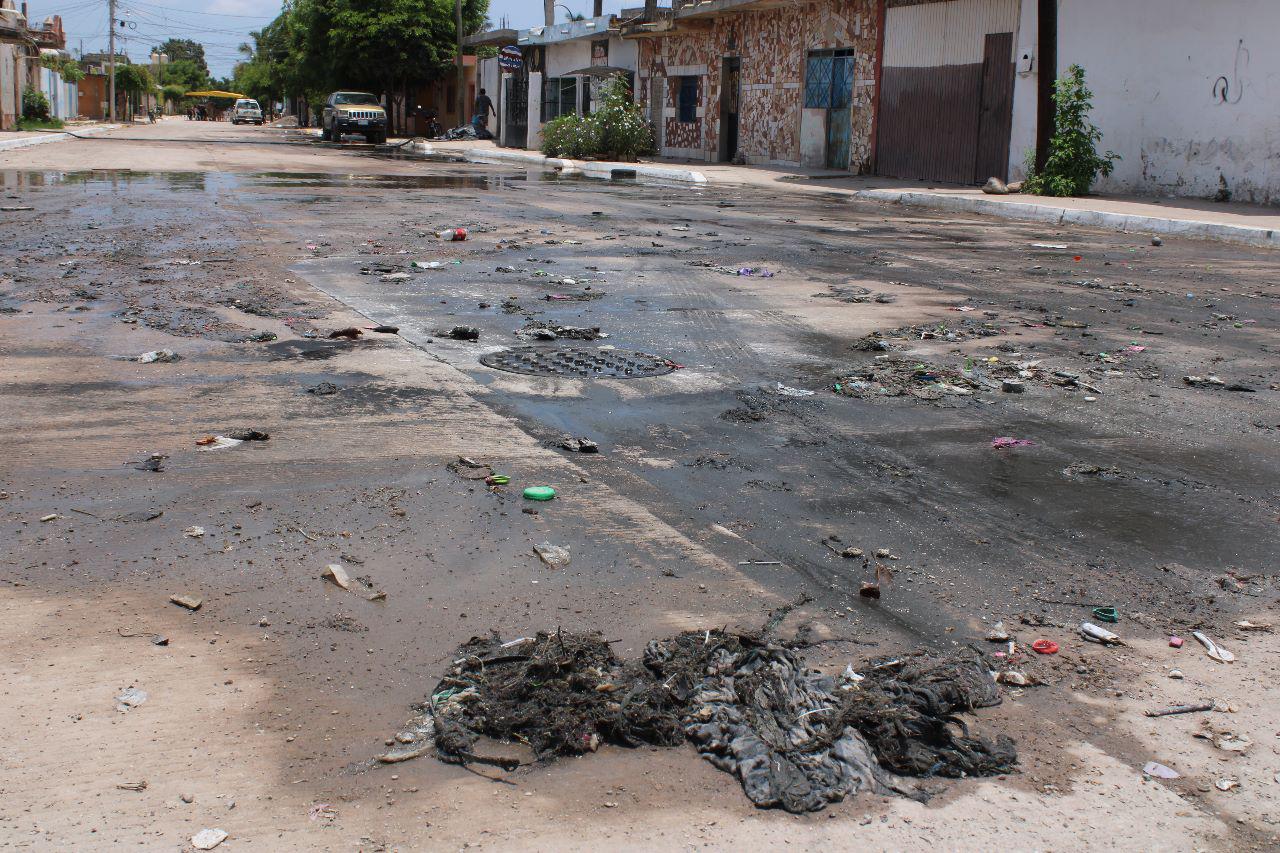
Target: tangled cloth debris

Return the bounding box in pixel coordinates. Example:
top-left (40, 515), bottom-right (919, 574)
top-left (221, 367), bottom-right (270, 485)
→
top-left (391, 612), bottom-right (1016, 813)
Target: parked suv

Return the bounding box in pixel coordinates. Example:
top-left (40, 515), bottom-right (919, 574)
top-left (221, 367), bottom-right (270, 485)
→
top-left (231, 98), bottom-right (264, 125)
top-left (321, 91), bottom-right (387, 144)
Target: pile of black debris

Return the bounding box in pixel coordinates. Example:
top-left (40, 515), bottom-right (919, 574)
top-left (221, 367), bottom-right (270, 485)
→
top-left (385, 605), bottom-right (1015, 813)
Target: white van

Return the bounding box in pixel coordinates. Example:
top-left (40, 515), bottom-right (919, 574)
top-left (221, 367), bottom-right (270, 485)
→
top-left (231, 99), bottom-right (264, 125)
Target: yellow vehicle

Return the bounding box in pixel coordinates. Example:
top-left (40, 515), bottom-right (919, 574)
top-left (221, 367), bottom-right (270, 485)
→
top-left (321, 91), bottom-right (387, 144)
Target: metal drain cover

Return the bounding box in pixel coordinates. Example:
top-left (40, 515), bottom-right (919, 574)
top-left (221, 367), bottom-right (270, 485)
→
top-left (480, 346), bottom-right (674, 379)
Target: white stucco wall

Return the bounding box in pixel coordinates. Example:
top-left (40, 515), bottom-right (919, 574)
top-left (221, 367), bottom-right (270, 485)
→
top-left (1053, 0), bottom-right (1280, 203)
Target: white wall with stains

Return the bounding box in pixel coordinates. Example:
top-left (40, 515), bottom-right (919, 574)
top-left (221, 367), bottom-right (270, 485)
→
top-left (1054, 0), bottom-right (1280, 203)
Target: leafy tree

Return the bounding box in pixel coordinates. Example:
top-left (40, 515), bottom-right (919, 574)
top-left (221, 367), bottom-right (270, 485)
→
top-left (1024, 65), bottom-right (1119, 197)
top-left (289, 0), bottom-right (489, 130)
top-left (114, 64), bottom-right (155, 96)
top-left (161, 58), bottom-right (209, 90)
top-left (40, 54), bottom-right (84, 83)
top-left (153, 39), bottom-right (209, 77)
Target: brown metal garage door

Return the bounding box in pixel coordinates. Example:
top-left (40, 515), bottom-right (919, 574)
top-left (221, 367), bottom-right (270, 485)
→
top-left (875, 0), bottom-right (1017, 185)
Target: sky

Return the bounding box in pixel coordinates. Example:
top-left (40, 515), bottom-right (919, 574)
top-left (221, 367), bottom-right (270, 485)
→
top-left (28, 0), bottom-right (634, 79)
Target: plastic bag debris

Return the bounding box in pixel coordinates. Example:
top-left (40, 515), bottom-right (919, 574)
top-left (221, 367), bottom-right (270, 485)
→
top-left (405, 623), bottom-right (1014, 814)
top-left (195, 436), bottom-right (243, 452)
top-left (191, 828), bottom-right (229, 850)
top-left (322, 564), bottom-right (386, 601)
top-left (532, 542), bottom-right (571, 568)
top-left (135, 350), bottom-right (179, 364)
top-left (1142, 761), bottom-right (1180, 779)
top-left (560, 436), bottom-right (599, 454)
top-left (114, 686), bottom-right (148, 712)
top-left (1080, 622), bottom-right (1123, 645)
top-left (1192, 631), bottom-right (1235, 663)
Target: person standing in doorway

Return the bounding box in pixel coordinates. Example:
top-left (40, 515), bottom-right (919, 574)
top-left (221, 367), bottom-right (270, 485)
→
top-left (472, 88), bottom-right (496, 137)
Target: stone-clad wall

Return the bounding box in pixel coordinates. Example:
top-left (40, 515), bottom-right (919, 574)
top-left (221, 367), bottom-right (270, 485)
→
top-left (637, 0), bottom-right (880, 168)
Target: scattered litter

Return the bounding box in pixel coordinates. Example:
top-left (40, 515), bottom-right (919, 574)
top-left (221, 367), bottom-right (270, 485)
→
top-left (1031, 639), bottom-right (1059, 655)
top-left (408, 623), bottom-right (1014, 813)
top-left (437, 228), bottom-right (467, 241)
top-left (445, 325), bottom-right (480, 341)
top-left (308, 803), bottom-right (338, 823)
top-left (985, 622), bottom-right (1011, 642)
top-left (1145, 701), bottom-right (1214, 718)
top-left (773, 383), bottom-right (815, 398)
top-left (523, 486), bottom-right (557, 502)
top-left (1080, 622), bottom-right (1123, 645)
top-left (1142, 762), bottom-right (1180, 779)
top-left (170, 594), bottom-right (202, 611)
top-left (114, 686), bottom-right (148, 712)
top-left (1091, 606), bottom-right (1119, 623)
top-left (195, 436), bottom-right (243, 452)
top-left (858, 563), bottom-right (894, 600)
top-left (135, 350), bottom-right (180, 364)
top-left (996, 670), bottom-right (1030, 686)
top-left (329, 327), bottom-right (363, 340)
top-left (991, 437), bottom-right (1035, 449)
top-left (191, 829), bottom-right (229, 850)
top-left (380, 272), bottom-right (411, 282)
top-left (183, 526), bottom-right (205, 538)
top-left (449, 457), bottom-right (493, 480)
top-left (1192, 631), bottom-right (1234, 663)
top-left (322, 564), bottom-right (385, 601)
top-left (1233, 620), bottom-right (1272, 632)
top-left (134, 454), bottom-right (168, 473)
top-left (226, 429), bottom-right (269, 442)
top-left (532, 543), bottom-right (571, 568)
top-left (116, 780), bottom-right (148, 792)
top-left (413, 260), bottom-right (443, 269)
top-left (559, 436), bottom-right (599, 453)
top-left (39, 513), bottom-right (59, 523)
top-left (307, 381), bottom-right (339, 395)
top-left (1031, 243), bottom-right (1070, 250)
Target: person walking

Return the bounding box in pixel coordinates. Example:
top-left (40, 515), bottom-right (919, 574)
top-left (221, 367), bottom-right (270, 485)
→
top-left (471, 88), bottom-right (496, 137)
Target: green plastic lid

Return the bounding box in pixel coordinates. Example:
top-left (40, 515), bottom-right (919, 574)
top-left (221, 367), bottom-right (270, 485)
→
top-left (523, 486), bottom-right (557, 501)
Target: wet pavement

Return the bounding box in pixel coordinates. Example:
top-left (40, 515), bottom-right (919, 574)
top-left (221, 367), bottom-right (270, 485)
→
top-left (1, 127), bottom-right (1278, 849)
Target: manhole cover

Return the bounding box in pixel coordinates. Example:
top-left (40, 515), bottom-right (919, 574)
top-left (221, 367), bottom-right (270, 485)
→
top-left (480, 346), bottom-right (675, 379)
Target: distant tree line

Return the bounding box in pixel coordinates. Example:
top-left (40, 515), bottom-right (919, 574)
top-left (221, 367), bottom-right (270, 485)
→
top-left (230, 0), bottom-right (489, 129)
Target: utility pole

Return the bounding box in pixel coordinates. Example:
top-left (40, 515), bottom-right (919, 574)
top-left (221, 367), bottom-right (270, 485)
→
top-left (107, 0), bottom-right (117, 122)
top-left (455, 0), bottom-right (465, 128)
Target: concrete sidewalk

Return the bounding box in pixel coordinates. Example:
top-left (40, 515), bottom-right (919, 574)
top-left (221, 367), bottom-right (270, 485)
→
top-left (422, 138), bottom-right (1279, 248)
top-left (676, 160), bottom-right (1280, 249)
top-left (0, 124), bottom-right (121, 152)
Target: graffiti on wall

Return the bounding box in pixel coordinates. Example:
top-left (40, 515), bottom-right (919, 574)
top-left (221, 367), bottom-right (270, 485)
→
top-left (1211, 39), bottom-right (1248, 105)
top-left (637, 0), bottom-right (879, 167)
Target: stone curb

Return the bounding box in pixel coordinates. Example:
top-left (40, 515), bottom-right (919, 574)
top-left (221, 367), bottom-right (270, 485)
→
top-left (852, 189), bottom-right (1280, 249)
top-left (0, 124), bottom-right (122, 152)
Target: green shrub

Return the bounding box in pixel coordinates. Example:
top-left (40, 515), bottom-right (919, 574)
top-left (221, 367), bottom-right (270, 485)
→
top-left (22, 87), bottom-right (51, 121)
top-left (540, 77), bottom-right (653, 161)
top-left (15, 117), bottom-right (64, 131)
top-left (541, 113), bottom-right (601, 159)
top-left (1024, 65), bottom-right (1119, 197)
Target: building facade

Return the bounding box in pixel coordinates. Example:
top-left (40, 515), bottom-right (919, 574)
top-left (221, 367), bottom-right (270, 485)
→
top-left (471, 15), bottom-right (640, 151)
top-left (627, 0), bottom-right (881, 171)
